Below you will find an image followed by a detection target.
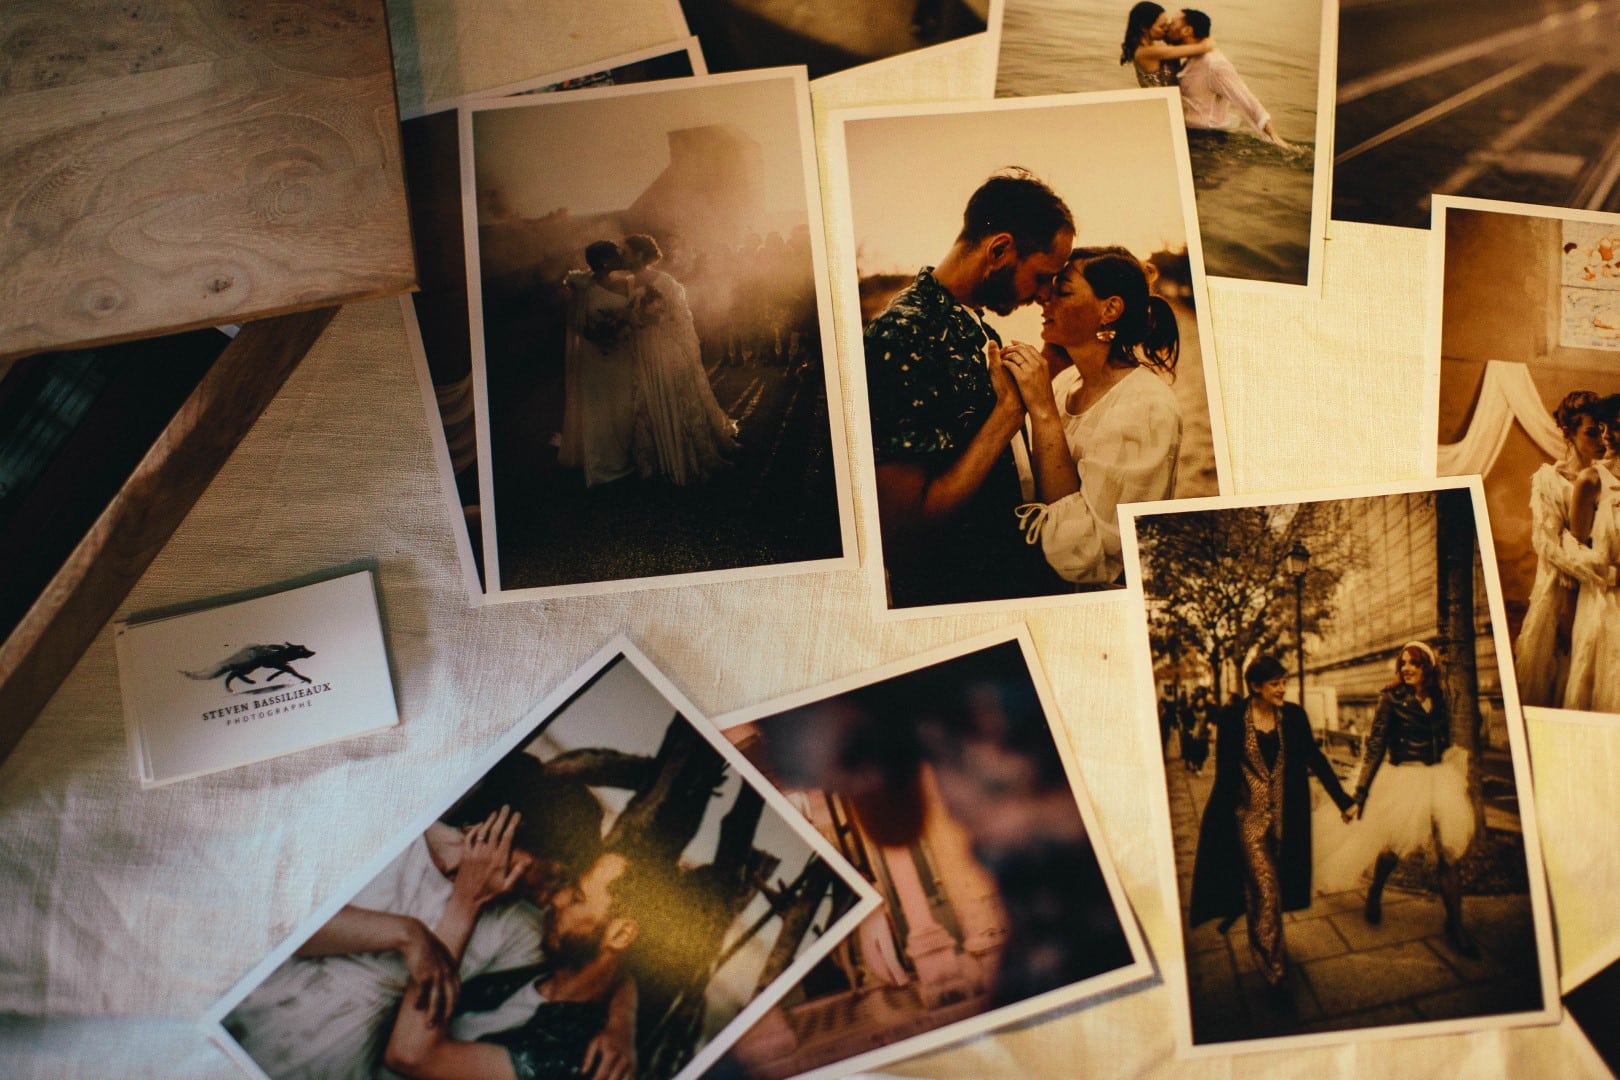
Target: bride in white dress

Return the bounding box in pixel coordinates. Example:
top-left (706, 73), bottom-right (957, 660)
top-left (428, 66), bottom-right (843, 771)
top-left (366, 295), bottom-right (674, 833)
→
top-left (1514, 391), bottom-right (1607, 707)
top-left (996, 246), bottom-right (1182, 587)
top-left (622, 234), bottom-right (738, 485)
top-left (1564, 400), bottom-right (1620, 712)
top-left (559, 240), bottom-right (640, 487)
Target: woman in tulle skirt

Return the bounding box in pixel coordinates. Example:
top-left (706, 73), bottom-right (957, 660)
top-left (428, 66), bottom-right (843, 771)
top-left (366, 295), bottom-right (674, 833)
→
top-left (1315, 642), bottom-right (1478, 957)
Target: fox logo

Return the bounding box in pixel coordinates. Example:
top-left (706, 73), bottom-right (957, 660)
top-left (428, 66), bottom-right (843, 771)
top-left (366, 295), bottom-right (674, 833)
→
top-left (183, 642), bottom-right (315, 692)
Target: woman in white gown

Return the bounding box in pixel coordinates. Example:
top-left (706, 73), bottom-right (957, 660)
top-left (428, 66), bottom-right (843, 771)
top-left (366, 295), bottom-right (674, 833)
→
top-left (622, 233), bottom-right (739, 485)
top-left (1564, 394), bottom-right (1620, 712)
top-left (1514, 391), bottom-right (1606, 707)
top-left (997, 246), bottom-right (1182, 586)
top-left (559, 240), bottom-right (640, 487)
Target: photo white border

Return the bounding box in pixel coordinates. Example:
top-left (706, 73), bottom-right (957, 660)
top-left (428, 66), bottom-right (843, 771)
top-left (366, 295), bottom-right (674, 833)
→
top-left (822, 87), bottom-right (1233, 621)
top-left (397, 39), bottom-right (709, 604)
top-left (713, 624), bottom-right (1155, 1080)
top-left (1117, 475), bottom-right (1562, 1057)
top-left (1424, 193), bottom-right (1620, 728)
top-left (458, 69), bottom-right (859, 603)
top-left (1208, 0), bottom-right (1338, 296)
top-left (201, 635), bottom-right (882, 1080)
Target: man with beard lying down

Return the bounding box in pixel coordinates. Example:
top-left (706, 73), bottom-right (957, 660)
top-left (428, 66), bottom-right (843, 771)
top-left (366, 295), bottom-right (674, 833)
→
top-left (382, 849), bottom-right (662, 1080)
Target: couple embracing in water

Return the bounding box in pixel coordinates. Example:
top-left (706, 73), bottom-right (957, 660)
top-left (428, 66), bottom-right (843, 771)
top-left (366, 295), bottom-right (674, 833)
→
top-left (1122, 3), bottom-right (1294, 150)
top-left (865, 168), bottom-right (1183, 608)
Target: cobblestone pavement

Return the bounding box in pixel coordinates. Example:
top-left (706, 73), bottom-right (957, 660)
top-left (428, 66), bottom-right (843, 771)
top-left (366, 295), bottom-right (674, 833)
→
top-left (1162, 744), bottom-right (1544, 1045)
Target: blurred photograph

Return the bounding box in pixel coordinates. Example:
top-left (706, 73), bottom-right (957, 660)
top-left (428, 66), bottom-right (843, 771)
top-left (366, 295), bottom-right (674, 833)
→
top-left (679, 0), bottom-right (999, 81)
top-left (460, 70), bottom-right (855, 601)
top-left (397, 41), bottom-right (707, 600)
top-left (1122, 479), bottom-right (1558, 1052)
top-left (208, 642), bottom-right (879, 1080)
top-left (714, 629), bottom-right (1148, 1079)
top-left (996, 0), bottom-right (1334, 288)
top-left (826, 90), bottom-right (1228, 616)
top-left (1333, 0), bottom-right (1620, 230)
top-left (1430, 197), bottom-right (1620, 723)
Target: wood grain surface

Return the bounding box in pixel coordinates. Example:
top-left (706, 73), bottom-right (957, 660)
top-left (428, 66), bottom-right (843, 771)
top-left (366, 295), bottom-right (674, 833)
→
top-left (0, 306), bottom-right (336, 762)
top-left (0, 1), bottom-right (415, 359)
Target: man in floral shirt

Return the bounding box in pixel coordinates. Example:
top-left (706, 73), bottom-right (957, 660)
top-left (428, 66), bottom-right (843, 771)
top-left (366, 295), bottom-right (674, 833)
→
top-left (865, 169), bottom-right (1075, 608)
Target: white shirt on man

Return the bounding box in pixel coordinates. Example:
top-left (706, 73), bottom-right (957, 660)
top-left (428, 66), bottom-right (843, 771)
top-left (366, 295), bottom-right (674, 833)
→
top-left (1177, 50), bottom-right (1271, 135)
top-left (226, 836), bottom-right (545, 1080)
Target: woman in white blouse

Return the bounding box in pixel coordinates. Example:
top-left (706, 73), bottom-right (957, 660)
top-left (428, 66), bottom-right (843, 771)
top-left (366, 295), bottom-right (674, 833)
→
top-left (1563, 393), bottom-right (1620, 711)
top-left (997, 246), bottom-right (1182, 586)
top-left (1514, 390), bottom-right (1605, 707)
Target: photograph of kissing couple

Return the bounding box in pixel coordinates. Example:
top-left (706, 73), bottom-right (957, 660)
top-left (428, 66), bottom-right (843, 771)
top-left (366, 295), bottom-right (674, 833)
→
top-left (996, 0), bottom-right (1333, 288)
top-left (829, 90), bottom-right (1228, 615)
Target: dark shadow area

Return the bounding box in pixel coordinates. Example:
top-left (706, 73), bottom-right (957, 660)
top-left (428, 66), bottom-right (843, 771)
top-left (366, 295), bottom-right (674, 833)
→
top-left (0, 329), bottom-right (231, 638)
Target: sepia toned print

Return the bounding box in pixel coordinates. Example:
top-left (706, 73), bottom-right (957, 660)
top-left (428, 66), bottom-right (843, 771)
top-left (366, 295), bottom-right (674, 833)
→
top-left (996, 0), bottom-right (1335, 289)
top-left (827, 90), bottom-right (1229, 616)
top-left (207, 641), bottom-right (879, 1080)
top-left (1429, 196), bottom-right (1620, 724)
top-left (1121, 479), bottom-right (1558, 1054)
top-left (714, 628), bottom-right (1149, 1080)
top-left (397, 41), bottom-right (707, 601)
top-left (459, 71), bottom-right (855, 601)
top-left (1333, 0), bottom-right (1620, 230)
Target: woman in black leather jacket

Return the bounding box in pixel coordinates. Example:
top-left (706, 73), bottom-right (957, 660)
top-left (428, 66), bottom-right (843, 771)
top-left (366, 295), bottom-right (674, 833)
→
top-left (1347, 641), bottom-right (1478, 956)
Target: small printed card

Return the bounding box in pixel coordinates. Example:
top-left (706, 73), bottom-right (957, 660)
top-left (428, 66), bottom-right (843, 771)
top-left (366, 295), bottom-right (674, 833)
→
top-left (114, 569), bottom-right (397, 787)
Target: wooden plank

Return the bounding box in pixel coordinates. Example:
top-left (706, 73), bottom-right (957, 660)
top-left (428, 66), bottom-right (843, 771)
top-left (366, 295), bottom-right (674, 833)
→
top-left (0, 306), bottom-right (337, 763)
top-left (0, 1), bottom-right (415, 359)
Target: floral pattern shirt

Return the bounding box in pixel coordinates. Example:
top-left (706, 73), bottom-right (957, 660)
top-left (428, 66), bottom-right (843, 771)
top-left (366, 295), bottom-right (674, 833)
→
top-left (864, 268), bottom-right (1001, 463)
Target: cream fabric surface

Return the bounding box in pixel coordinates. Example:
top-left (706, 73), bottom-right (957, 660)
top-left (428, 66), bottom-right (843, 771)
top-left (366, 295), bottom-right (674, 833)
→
top-left (1, 1), bottom-right (1615, 1076)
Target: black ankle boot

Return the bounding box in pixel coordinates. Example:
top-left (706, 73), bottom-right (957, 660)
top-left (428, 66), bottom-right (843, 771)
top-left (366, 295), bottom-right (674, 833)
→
top-left (1365, 852), bottom-right (1397, 925)
top-left (1438, 855), bottom-right (1479, 958)
top-left (1444, 915), bottom-right (1480, 958)
top-left (1364, 887), bottom-right (1382, 925)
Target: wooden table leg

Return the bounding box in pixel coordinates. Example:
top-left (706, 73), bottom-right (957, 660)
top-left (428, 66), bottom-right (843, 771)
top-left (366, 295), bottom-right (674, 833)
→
top-left (0, 306), bottom-right (339, 763)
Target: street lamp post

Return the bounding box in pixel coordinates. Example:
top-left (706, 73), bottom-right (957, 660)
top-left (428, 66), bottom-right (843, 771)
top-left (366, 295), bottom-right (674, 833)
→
top-left (1286, 541), bottom-right (1311, 705)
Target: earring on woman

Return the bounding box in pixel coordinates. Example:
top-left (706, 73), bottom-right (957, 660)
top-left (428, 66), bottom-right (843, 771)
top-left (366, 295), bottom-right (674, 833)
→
top-left (1096, 323), bottom-right (1117, 343)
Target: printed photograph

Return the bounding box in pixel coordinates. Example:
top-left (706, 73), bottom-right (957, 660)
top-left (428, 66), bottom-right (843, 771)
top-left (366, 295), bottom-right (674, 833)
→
top-left (397, 41), bottom-right (707, 600)
top-left (1333, 0), bottom-right (1620, 229)
top-left (460, 71), bottom-right (855, 600)
top-left (1122, 479), bottom-right (1559, 1052)
top-left (713, 629), bottom-right (1149, 1080)
top-left (1430, 197), bottom-right (1620, 723)
top-left (208, 643), bottom-right (879, 1080)
top-left (827, 90), bottom-right (1228, 615)
top-left (995, 0), bottom-right (1334, 288)
top-left (678, 0), bottom-right (998, 81)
